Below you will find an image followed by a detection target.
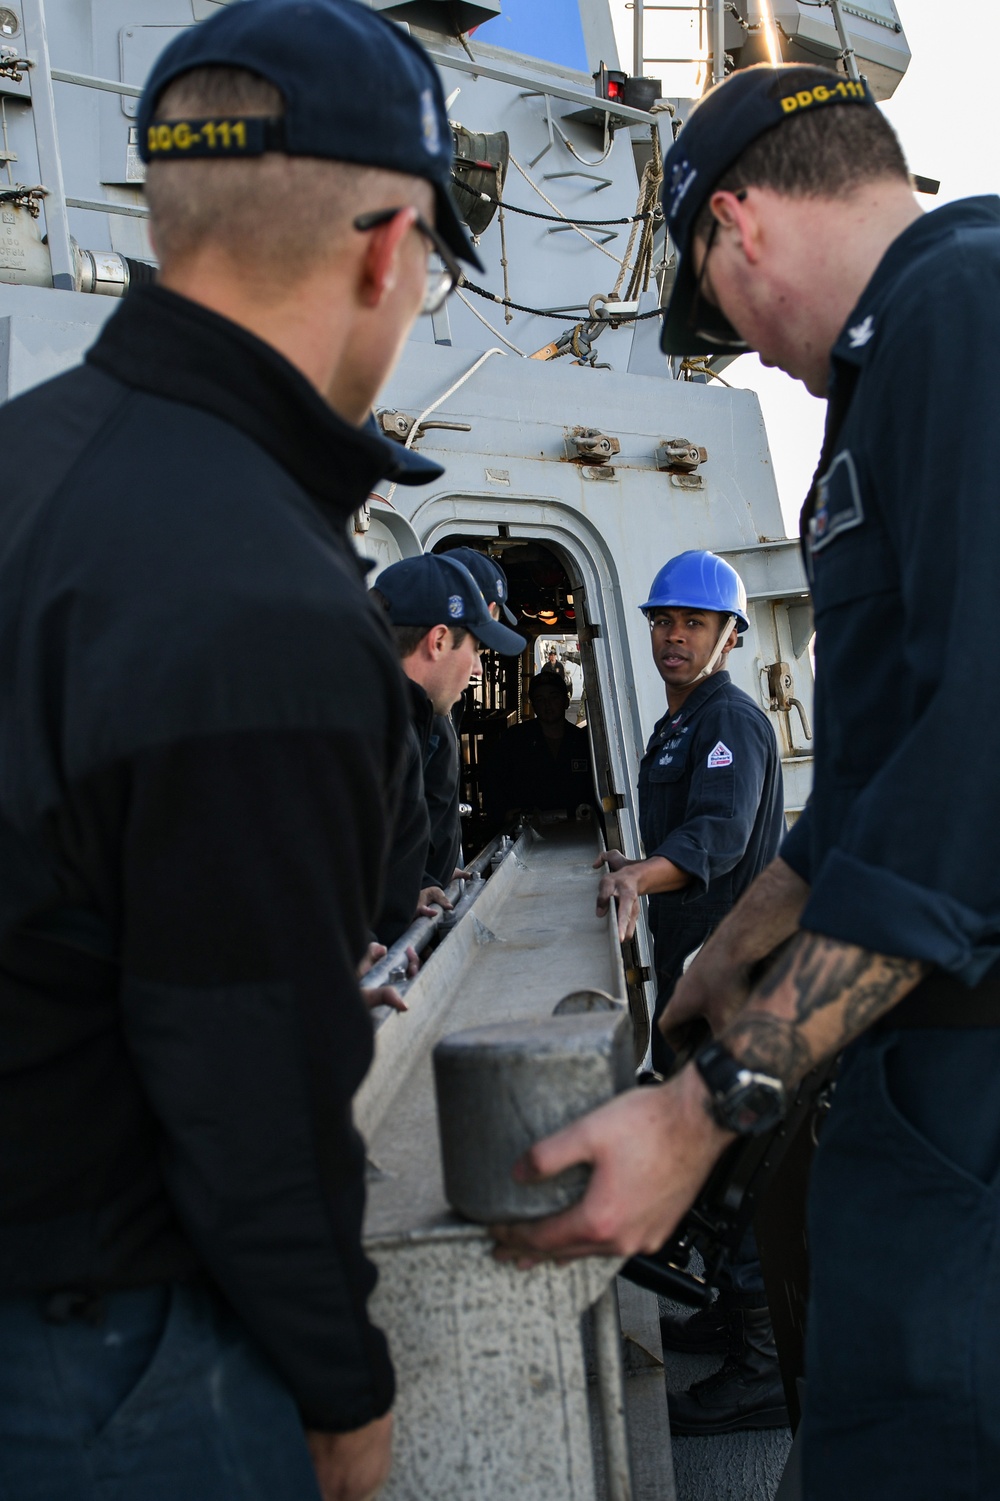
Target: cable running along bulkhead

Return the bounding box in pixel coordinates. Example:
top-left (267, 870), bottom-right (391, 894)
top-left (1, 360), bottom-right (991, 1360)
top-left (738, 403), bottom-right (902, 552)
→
top-left (459, 279), bottom-right (668, 322)
top-left (451, 177), bottom-right (662, 229)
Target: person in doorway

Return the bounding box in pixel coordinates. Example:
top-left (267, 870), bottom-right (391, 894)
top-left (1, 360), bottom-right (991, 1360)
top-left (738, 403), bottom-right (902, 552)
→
top-left (372, 554), bottom-right (525, 929)
top-left (0, 3), bottom-right (484, 1499)
top-left (541, 647), bottom-right (568, 684)
top-left (481, 671), bottom-right (597, 826)
top-left (594, 550), bottom-right (785, 1433)
top-left (493, 62), bottom-right (1000, 1501)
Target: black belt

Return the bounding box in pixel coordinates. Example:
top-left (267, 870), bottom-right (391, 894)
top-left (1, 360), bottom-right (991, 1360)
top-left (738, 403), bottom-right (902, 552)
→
top-left (883, 960), bottom-right (1000, 1029)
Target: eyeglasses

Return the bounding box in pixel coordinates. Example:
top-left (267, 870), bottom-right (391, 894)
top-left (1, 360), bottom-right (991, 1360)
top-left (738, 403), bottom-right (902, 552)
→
top-left (686, 188), bottom-right (747, 340)
top-left (353, 207), bottom-right (462, 316)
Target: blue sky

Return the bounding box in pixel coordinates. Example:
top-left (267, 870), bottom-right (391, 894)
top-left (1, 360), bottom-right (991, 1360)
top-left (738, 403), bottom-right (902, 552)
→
top-left (473, 0), bottom-right (589, 72)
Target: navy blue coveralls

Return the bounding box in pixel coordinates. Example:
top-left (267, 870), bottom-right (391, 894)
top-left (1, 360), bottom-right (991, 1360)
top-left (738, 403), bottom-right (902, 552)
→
top-left (779, 199), bottom-right (1000, 1499)
top-left (639, 669), bottom-right (784, 1080)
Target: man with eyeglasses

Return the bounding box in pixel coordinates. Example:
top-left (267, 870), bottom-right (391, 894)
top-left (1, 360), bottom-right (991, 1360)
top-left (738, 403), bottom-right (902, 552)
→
top-left (0, 3), bottom-right (480, 1500)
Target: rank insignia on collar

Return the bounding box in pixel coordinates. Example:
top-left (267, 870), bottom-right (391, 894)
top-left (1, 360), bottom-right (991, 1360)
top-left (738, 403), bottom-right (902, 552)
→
top-left (847, 314), bottom-right (874, 348)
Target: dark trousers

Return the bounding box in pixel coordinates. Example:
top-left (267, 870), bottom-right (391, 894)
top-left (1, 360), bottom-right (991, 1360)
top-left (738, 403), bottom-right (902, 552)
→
top-left (0, 1281), bottom-right (321, 1501)
top-left (804, 1026), bottom-right (1000, 1499)
top-left (652, 901), bottom-right (764, 1297)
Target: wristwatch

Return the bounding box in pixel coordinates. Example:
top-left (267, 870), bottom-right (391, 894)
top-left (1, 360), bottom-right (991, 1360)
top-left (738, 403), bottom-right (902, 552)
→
top-left (694, 1039), bottom-right (788, 1136)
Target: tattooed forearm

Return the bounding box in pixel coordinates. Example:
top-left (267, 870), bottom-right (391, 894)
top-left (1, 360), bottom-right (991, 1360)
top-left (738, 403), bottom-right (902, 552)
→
top-left (720, 931), bottom-right (927, 1087)
top-left (720, 1012), bottom-right (813, 1084)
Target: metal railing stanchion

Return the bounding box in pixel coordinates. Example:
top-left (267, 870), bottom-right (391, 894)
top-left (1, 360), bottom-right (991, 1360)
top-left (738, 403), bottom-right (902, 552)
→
top-left (19, 0), bottom-right (74, 289)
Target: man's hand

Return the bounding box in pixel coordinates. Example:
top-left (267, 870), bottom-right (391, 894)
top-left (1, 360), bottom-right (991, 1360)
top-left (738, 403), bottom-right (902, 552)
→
top-left (357, 942), bottom-right (414, 1013)
top-left (307, 1414), bottom-right (393, 1501)
top-left (658, 857), bottom-right (812, 1040)
top-left (596, 864), bottom-right (644, 943)
top-left (491, 1070), bottom-right (733, 1264)
top-left (416, 885), bottom-right (453, 919)
top-left (593, 849), bottom-right (631, 875)
top-left (659, 945), bottom-right (753, 1042)
top-left (595, 854), bottom-right (690, 943)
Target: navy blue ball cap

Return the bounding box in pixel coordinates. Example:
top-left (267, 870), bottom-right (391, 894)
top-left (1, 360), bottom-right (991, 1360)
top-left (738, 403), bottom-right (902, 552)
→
top-left (660, 63), bottom-right (874, 356)
top-left (377, 555), bottom-right (526, 656)
top-left (138, 0), bottom-right (483, 271)
top-left (442, 547), bottom-right (517, 626)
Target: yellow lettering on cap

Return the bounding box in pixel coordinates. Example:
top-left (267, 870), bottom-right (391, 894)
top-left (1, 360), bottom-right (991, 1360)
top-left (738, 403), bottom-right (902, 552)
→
top-left (781, 95), bottom-right (798, 113)
top-left (813, 84), bottom-right (830, 103)
top-left (797, 90), bottom-right (814, 108)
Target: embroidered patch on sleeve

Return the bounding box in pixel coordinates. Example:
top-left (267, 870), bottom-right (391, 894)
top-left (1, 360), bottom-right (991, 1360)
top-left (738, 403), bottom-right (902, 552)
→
top-left (707, 741), bottom-right (733, 768)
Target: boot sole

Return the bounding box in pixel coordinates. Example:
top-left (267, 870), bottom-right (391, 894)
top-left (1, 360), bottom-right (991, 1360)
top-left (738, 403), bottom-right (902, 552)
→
top-left (668, 1405), bottom-right (790, 1437)
top-left (658, 1335), bottom-right (730, 1356)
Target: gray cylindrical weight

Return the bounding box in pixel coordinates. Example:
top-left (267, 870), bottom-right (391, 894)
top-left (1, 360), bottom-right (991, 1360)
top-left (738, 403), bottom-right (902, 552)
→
top-left (433, 1011), bottom-right (633, 1223)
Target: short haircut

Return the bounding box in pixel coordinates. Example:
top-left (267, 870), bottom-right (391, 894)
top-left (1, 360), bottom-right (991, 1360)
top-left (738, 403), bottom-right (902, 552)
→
top-left (370, 589), bottom-right (470, 660)
top-left (692, 102), bottom-right (909, 244)
top-left (144, 66), bottom-right (430, 279)
top-left (529, 671), bottom-right (570, 702)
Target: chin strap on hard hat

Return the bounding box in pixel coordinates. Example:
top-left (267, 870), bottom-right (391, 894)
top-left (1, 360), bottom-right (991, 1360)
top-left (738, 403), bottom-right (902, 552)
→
top-left (682, 614), bottom-right (736, 687)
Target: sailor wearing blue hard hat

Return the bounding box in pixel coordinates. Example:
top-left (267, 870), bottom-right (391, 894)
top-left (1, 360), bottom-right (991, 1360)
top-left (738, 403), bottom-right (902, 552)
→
top-left (594, 550), bottom-right (785, 1431)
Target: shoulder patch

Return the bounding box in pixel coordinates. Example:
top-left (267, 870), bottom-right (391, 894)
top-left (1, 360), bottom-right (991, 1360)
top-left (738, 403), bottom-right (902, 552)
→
top-left (810, 449), bottom-right (863, 555)
top-left (707, 741), bottom-right (733, 768)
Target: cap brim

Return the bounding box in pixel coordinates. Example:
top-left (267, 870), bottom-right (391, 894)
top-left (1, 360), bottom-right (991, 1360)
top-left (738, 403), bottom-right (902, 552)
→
top-left (471, 617), bottom-right (526, 656)
top-left (659, 246), bottom-right (748, 357)
top-left (433, 181), bottom-right (484, 272)
top-left (500, 600), bottom-right (518, 626)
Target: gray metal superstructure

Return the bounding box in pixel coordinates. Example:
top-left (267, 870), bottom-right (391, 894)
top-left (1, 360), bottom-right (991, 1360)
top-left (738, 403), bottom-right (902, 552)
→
top-left (0, 3), bottom-right (911, 1498)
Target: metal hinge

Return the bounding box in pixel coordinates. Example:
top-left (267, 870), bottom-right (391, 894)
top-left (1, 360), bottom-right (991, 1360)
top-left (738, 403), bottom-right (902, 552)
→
top-left (602, 792), bottom-right (626, 812)
top-left (656, 437), bottom-right (708, 474)
top-left (377, 409), bottom-right (472, 443)
top-left (625, 966), bottom-right (651, 985)
top-left (566, 427), bottom-right (620, 465)
top-left (0, 47), bottom-right (31, 84)
top-left (764, 661), bottom-right (813, 740)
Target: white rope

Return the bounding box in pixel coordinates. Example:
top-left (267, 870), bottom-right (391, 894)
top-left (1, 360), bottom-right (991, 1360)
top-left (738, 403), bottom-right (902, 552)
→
top-left (509, 153), bottom-right (626, 266)
top-left (455, 291), bottom-right (528, 355)
top-left (381, 346), bottom-right (508, 507)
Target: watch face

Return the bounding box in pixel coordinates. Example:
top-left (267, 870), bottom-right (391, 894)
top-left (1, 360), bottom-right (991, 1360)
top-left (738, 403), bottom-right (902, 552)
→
top-left (727, 1077), bottom-right (786, 1136)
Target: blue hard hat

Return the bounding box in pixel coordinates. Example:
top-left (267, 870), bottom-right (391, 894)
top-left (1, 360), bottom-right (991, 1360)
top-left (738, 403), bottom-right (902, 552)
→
top-left (640, 550), bottom-right (749, 632)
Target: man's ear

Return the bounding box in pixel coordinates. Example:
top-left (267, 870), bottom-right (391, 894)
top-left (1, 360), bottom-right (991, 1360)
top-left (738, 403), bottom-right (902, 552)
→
top-left (357, 206), bottom-right (417, 310)
top-left (708, 187), bottom-right (761, 265)
top-left (721, 626), bottom-right (739, 658)
top-left (424, 623), bottom-right (451, 659)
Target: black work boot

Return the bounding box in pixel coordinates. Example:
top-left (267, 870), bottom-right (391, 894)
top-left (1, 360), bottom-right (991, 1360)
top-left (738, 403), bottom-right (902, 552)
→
top-left (659, 1294), bottom-right (734, 1356)
top-left (667, 1299), bottom-right (790, 1435)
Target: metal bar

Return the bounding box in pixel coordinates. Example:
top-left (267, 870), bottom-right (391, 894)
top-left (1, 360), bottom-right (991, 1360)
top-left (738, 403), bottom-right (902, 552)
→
top-left (593, 1284), bottom-right (635, 1501)
top-left (19, 0), bottom-right (75, 290)
top-left (633, 0), bottom-right (644, 75)
top-left (827, 0), bottom-right (861, 82)
top-left (425, 46), bottom-right (655, 126)
top-left (66, 195), bottom-right (149, 219)
top-left (51, 68), bottom-right (142, 98)
top-left (711, 0), bottom-right (726, 82)
top-left (361, 878), bottom-right (465, 992)
top-left (360, 827), bottom-right (521, 995)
